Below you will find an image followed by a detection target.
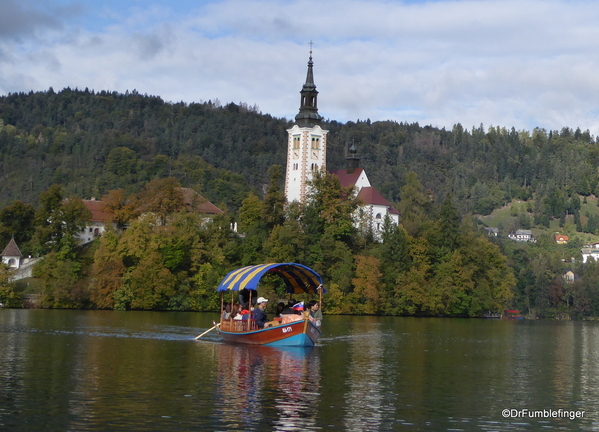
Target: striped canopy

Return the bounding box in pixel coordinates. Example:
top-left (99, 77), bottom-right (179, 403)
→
top-left (216, 263), bottom-right (325, 294)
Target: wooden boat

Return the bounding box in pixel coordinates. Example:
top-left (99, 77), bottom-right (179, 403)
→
top-left (215, 263), bottom-right (325, 347)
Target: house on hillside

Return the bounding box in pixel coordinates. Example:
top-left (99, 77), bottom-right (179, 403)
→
top-left (77, 198), bottom-right (116, 245)
top-left (563, 270), bottom-right (575, 283)
top-left (555, 234), bottom-right (569, 244)
top-left (581, 247), bottom-right (599, 263)
top-left (508, 229), bottom-right (535, 242)
top-left (485, 227), bottom-right (499, 237)
top-left (181, 188), bottom-right (224, 220)
top-left (331, 144), bottom-right (400, 239)
top-left (77, 189), bottom-right (224, 244)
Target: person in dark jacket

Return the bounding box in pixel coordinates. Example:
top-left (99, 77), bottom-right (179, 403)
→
top-left (252, 297), bottom-right (270, 328)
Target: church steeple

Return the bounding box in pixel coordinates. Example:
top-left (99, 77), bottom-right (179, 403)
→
top-left (346, 142), bottom-right (360, 174)
top-left (295, 46), bottom-right (322, 127)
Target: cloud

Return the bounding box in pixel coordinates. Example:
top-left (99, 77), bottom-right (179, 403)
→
top-left (0, 0), bottom-right (62, 40)
top-left (1, 0), bottom-right (599, 135)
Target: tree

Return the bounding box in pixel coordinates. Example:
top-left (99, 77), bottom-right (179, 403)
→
top-left (304, 168), bottom-right (360, 244)
top-left (30, 185), bottom-right (91, 256)
top-left (398, 172), bottom-right (431, 235)
top-left (90, 230), bottom-right (125, 309)
top-left (351, 255), bottom-right (383, 314)
top-left (135, 178), bottom-right (185, 225)
top-left (262, 165), bottom-right (286, 229)
top-left (101, 189), bottom-right (139, 229)
top-left (0, 201), bottom-right (36, 247)
top-left (0, 264), bottom-right (19, 307)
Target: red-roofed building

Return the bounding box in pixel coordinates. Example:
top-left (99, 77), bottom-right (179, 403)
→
top-left (77, 189), bottom-right (224, 244)
top-left (331, 144), bottom-right (400, 239)
top-left (181, 188), bottom-right (224, 216)
top-left (77, 198), bottom-right (117, 244)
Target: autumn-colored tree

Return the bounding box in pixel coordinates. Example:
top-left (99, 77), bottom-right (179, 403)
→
top-left (135, 177), bottom-right (185, 225)
top-left (351, 255), bottom-right (383, 314)
top-left (90, 230), bottom-right (125, 309)
top-left (101, 188), bottom-right (139, 229)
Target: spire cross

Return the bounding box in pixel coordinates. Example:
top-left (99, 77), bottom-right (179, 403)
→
top-left (309, 40), bottom-right (314, 57)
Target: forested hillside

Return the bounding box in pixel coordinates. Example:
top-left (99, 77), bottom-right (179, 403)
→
top-left (2, 88), bottom-right (599, 318)
top-left (2, 88), bottom-right (598, 215)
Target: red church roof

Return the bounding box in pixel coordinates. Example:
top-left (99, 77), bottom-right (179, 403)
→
top-left (331, 168), bottom-right (365, 189)
top-left (357, 187), bottom-right (400, 214)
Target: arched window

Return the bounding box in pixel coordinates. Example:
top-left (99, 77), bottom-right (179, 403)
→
top-left (375, 213), bottom-right (382, 219)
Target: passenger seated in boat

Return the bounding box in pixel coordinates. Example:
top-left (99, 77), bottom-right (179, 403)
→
top-left (233, 307), bottom-right (250, 320)
top-left (252, 297), bottom-right (270, 328)
top-left (281, 299), bottom-right (297, 315)
top-left (275, 302), bottom-right (285, 318)
top-left (307, 300), bottom-right (322, 327)
top-left (222, 302), bottom-right (232, 319)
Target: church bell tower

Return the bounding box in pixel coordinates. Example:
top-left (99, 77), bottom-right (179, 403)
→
top-left (284, 48), bottom-right (328, 203)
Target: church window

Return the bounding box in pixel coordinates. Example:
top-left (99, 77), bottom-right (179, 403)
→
top-left (375, 213), bottom-right (382, 219)
top-left (311, 136), bottom-right (320, 150)
top-left (293, 136), bottom-right (300, 149)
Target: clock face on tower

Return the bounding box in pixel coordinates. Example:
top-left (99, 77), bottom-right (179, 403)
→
top-left (293, 151), bottom-right (299, 158)
top-left (312, 151), bottom-right (317, 158)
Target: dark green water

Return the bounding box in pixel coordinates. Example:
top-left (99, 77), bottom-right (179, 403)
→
top-left (1, 310), bottom-right (598, 431)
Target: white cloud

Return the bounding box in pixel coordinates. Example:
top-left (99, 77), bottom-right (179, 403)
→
top-left (1, 0), bottom-right (599, 134)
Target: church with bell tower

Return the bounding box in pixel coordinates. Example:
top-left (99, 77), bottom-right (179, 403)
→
top-left (284, 49), bottom-right (328, 203)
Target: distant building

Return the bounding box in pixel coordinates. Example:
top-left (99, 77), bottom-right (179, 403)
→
top-left (331, 144), bottom-right (399, 239)
top-left (181, 188), bottom-right (224, 218)
top-left (77, 198), bottom-right (116, 245)
top-left (581, 247), bottom-right (599, 263)
top-left (1, 238), bottom-right (21, 268)
top-left (563, 270), bottom-right (575, 283)
top-left (485, 227), bottom-right (499, 237)
top-left (508, 229), bottom-right (535, 242)
top-left (555, 234), bottom-right (569, 244)
top-left (1, 239), bottom-right (41, 281)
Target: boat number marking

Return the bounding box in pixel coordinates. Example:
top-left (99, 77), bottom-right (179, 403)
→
top-left (282, 327), bottom-right (293, 334)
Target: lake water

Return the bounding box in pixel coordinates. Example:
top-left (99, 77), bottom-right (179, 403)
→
top-left (1, 310), bottom-right (599, 431)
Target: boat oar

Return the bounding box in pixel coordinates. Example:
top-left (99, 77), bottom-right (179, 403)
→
top-left (195, 323), bottom-right (220, 340)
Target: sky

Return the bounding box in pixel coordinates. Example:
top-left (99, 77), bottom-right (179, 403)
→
top-left (2, 0), bottom-right (599, 135)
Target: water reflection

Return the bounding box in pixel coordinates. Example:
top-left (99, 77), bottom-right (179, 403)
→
top-left (212, 344), bottom-right (320, 431)
top-left (5, 310), bottom-right (599, 431)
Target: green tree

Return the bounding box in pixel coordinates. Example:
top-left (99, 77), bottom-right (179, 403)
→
top-left (398, 172), bottom-right (431, 235)
top-left (262, 165), bottom-right (286, 229)
top-left (304, 168), bottom-right (359, 244)
top-left (0, 201), bottom-right (36, 247)
top-left (31, 185), bottom-right (91, 256)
